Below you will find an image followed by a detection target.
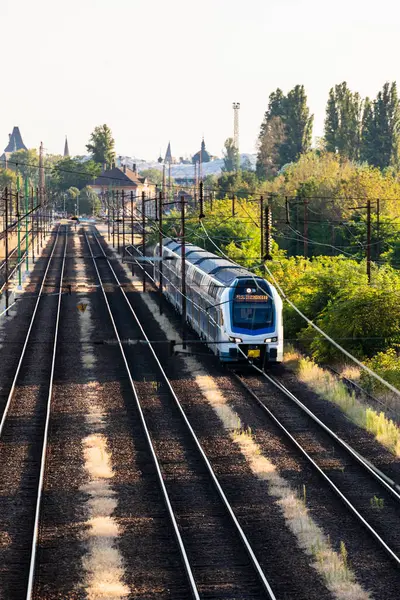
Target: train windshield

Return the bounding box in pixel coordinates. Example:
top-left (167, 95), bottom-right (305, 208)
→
top-left (232, 280), bottom-right (273, 331)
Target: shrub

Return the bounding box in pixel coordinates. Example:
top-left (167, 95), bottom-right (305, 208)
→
top-left (360, 349), bottom-right (400, 394)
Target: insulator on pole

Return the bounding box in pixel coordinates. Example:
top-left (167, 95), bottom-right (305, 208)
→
top-left (199, 181), bottom-right (205, 219)
top-left (264, 204), bottom-right (272, 260)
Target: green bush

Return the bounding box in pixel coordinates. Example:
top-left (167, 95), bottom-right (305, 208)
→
top-left (360, 349), bottom-right (400, 394)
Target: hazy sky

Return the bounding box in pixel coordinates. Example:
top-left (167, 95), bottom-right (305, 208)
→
top-left (1, 0), bottom-right (399, 160)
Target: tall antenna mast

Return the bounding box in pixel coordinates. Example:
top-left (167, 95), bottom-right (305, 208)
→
top-left (232, 102), bottom-right (240, 171)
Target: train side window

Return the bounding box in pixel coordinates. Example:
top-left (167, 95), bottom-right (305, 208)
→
top-left (208, 282), bottom-right (221, 299)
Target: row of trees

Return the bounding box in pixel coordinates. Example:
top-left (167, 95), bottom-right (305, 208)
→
top-left (256, 85), bottom-right (313, 179)
top-left (256, 82), bottom-right (400, 178)
top-left (325, 81), bottom-right (400, 168)
top-left (0, 124), bottom-right (116, 215)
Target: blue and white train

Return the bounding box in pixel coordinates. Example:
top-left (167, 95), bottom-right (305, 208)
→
top-left (154, 239), bottom-right (283, 364)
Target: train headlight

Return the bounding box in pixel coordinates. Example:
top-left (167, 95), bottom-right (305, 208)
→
top-left (265, 337), bottom-right (278, 343)
top-left (229, 336), bottom-right (243, 343)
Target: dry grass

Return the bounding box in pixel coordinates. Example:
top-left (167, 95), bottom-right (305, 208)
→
top-left (284, 348), bottom-right (400, 458)
top-left (341, 365), bottom-right (361, 383)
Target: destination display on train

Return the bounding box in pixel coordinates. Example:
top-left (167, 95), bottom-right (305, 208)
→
top-left (235, 294), bottom-right (268, 302)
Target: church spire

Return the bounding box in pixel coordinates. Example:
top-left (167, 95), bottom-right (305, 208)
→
top-left (164, 141), bottom-right (172, 163)
top-left (64, 136), bottom-right (70, 157)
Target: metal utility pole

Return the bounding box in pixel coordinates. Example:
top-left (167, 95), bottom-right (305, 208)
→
top-left (199, 182), bottom-right (205, 219)
top-left (35, 188), bottom-right (40, 252)
top-left (159, 190), bottom-right (163, 315)
top-left (181, 195), bottom-right (186, 348)
top-left (25, 177), bottom-right (29, 272)
top-left (264, 204), bottom-right (272, 261)
top-left (155, 185), bottom-right (158, 221)
top-left (232, 102), bottom-right (240, 171)
top-left (112, 191), bottom-right (115, 248)
top-left (260, 196), bottom-right (264, 260)
top-left (194, 162), bottom-right (198, 207)
top-left (303, 198), bottom-right (308, 258)
top-left (31, 187), bottom-right (35, 264)
top-left (130, 191), bottom-right (134, 247)
top-left (116, 190), bottom-right (120, 253)
top-left (285, 196), bottom-right (290, 225)
top-left (367, 199), bottom-right (371, 283)
top-left (107, 192), bottom-right (111, 240)
top-left (199, 143), bottom-right (202, 184)
top-left (162, 163), bottom-right (166, 202)
top-left (376, 198), bottom-right (380, 260)
top-left (4, 187), bottom-right (9, 313)
top-left (142, 191), bottom-right (146, 292)
top-left (122, 190), bottom-right (125, 257)
top-left (16, 175), bottom-right (22, 287)
top-left (168, 162), bottom-right (172, 201)
top-left (39, 142), bottom-right (45, 195)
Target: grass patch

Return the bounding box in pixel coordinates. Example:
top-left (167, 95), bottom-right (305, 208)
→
top-left (285, 348), bottom-right (400, 457)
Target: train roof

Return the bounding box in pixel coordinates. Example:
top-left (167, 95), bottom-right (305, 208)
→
top-left (163, 238), bottom-right (261, 286)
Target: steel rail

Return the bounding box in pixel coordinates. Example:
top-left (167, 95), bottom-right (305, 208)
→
top-left (265, 372), bottom-right (400, 498)
top-left (26, 225), bottom-right (68, 599)
top-left (83, 229), bottom-right (200, 600)
top-left (0, 224), bottom-right (61, 437)
top-left (231, 371), bottom-right (400, 567)
top-left (235, 348), bottom-right (400, 499)
top-left (87, 226), bottom-right (277, 599)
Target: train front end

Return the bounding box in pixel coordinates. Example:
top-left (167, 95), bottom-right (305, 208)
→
top-left (219, 277), bottom-right (283, 365)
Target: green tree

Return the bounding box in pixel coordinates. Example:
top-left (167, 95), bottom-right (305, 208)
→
top-left (360, 82), bottom-right (400, 169)
top-left (283, 85), bottom-right (314, 163)
top-left (306, 276), bottom-right (400, 361)
top-left (257, 85), bottom-right (313, 177)
top-left (62, 186), bottom-right (80, 213)
top-left (86, 124), bottom-right (116, 167)
top-left (360, 97), bottom-right (375, 164)
top-left (324, 88), bottom-right (339, 153)
top-left (256, 116), bottom-right (286, 179)
top-left (323, 82), bottom-right (362, 160)
top-left (222, 138), bottom-right (239, 172)
top-left (8, 149), bottom-right (40, 185)
top-left (51, 157), bottom-right (101, 191)
top-left (139, 168), bottom-right (163, 186)
top-left (79, 186), bottom-right (101, 215)
top-left (0, 168), bottom-right (17, 192)
top-left (216, 170), bottom-right (259, 198)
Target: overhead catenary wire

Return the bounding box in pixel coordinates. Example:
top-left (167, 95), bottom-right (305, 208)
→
top-left (195, 219), bottom-right (400, 398)
top-left (262, 261), bottom-right (400, 398)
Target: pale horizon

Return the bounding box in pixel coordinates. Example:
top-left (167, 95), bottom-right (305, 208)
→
top-left (1, 0), bottom-right (399, 160)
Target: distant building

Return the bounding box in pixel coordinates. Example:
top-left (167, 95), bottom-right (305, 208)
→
top-left (1, 126), bottom-right (28, 165)
top-left (64, 136), bottom-right (70, 157)
top-left (192, 139), bottom-right (211, 164)
top-left (91, 164), bottom-right (154, 217)
top-left (164, 142), bottom-right (172, 164)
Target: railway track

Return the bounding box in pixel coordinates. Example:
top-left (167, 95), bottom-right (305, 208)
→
top-left (231, 368), bottom-right (400, 565)
top-left (0, 224), bottom-right (67, 598)
top-left (84, 226), bottom-right (276, 600)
